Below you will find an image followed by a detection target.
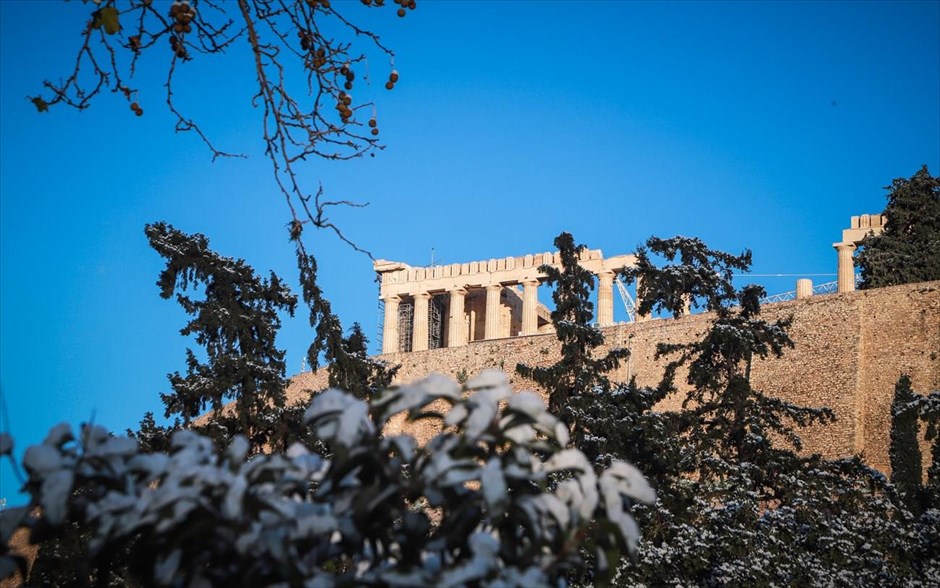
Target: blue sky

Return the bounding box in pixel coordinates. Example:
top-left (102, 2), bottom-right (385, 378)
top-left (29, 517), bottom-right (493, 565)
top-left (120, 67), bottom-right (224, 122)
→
top-left (1, 0), bottom-right (938, 503)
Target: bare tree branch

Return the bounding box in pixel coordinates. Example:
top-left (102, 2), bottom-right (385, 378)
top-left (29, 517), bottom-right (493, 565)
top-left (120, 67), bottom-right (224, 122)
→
top-left (33, 0), bottom-right (417, 254)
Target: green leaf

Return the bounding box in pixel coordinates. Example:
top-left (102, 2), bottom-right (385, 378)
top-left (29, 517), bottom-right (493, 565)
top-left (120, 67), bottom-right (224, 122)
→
top-left (30, 96), bottom-right (49, 113)
top-left (99, 7), bottom-right (121, 35)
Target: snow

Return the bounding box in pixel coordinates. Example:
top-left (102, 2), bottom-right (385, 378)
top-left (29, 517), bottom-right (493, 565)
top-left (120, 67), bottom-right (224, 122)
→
top-left (305, 388), bottom-right (373, 447)
top-left (23, 445), bottom-right (64, 475)
top-left (5, 369), bottom-right (658, 587)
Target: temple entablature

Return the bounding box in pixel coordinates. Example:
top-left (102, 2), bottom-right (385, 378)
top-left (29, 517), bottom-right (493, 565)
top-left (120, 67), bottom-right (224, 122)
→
top-left (833, 213), bottom-right (885, 293)
top-left (375, 249), bottom-right (637, 354)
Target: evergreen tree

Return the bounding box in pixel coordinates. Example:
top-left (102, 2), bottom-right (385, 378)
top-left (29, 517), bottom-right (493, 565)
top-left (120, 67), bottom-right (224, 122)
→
top-left (293, 239), bottom-right (398, 401)
top-left (146, 222), bottom-right (297, 452)
top-left (610, 236), bottom-right (940, 586)
top-left (571, 374), bottom-right (690, 553)
top-left (627, 235), bottom-right (751, 319)
top-left (624, 236), bottom-right (834, 496)
top-left (890, 374), bottom-right (923, 510)
top-left (857, 165), bottom-right (940, 289)
top-left (905, 389), bottom-right (940, 509)
top-left (921, 392), bottom-right (940, 499)
top-left (574, 377), bottom-right (680, 475)
top-left (127, 412), bottom-right (177, 454)
top-left (509, 235), bottom-right (682, 586)
top-left (327, 322), bottom-right (399, 399)
top-left (23, 512), bottom-right (128, 587)
top-left (515, 232), bottom-right (628, 423)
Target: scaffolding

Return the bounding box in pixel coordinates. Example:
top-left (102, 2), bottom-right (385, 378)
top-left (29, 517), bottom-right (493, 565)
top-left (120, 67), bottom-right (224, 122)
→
top-left (376, 297), bottom-right (385, 354)
top-left (429, 295), bottom-right (445, 349)
top-left (398, 300), bottom-right (414, 352)
top-left (376, 294), bottom-right (448, 352)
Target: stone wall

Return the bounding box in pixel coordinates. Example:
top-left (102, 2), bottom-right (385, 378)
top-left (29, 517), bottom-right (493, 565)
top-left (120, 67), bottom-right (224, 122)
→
top-left (288, 281), bottom-right (940, 473)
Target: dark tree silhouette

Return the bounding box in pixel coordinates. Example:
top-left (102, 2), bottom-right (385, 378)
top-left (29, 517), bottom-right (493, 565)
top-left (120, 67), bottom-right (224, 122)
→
top-left (857, 165), bottom-right (940, 289)
top-left (890, 374), bottom-right (923, 511)
top-left (146, 221), bottom-right (297, 452)
top-left (516, 232), bottom-right (628, 423)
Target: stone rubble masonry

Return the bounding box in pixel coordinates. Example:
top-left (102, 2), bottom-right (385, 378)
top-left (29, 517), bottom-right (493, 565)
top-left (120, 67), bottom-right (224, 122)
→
top-left (287, 280), bottom-right (939, 475)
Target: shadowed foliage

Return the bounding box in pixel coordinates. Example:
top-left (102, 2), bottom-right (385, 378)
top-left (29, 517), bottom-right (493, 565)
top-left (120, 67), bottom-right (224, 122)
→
top-left (857, 165), bottom-right (940, 289)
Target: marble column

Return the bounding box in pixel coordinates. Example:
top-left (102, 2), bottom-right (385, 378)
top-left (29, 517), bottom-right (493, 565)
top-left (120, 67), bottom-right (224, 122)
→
top-left (796, 279), bottom-right (813, 299)
top-left (521, 280), bottom-right (539, 335)
top-left (382, 296), bottom-right (400, 354)
top-left (484, 284), bottom-right (502, 340)
top-left (447, 288), bottom-right (467, 348)
top-left (596, 271), bottom-right (614, 327)
top-left (834, 243), bottom-right (856, 293)
top-left (412, 292), bottom-right (431, 352)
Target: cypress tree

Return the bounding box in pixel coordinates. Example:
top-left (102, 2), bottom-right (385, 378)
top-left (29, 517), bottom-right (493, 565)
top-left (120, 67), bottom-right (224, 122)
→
top-left (128, 411), bottom-right (177, 453)
top-left (890, 374), bottom-right (923, 509)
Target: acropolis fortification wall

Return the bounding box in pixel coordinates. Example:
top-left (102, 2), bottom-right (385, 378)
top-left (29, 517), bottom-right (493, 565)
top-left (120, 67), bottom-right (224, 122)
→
top-left (289, 280), bottom-right (940, 474)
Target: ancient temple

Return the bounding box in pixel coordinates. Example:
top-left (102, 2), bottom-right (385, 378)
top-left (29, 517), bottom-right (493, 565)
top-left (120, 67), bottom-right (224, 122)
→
top-left (374, 249), bottom-right (636, 354)
top-left (374, 213), bottom-right (885, 355)
top-left (834, 213), bottom-right (885, 292)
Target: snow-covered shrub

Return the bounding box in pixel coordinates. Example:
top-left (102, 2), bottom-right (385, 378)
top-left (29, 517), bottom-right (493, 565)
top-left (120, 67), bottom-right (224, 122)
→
top-left (610, 457), bottom-right (940, 587)
top-left (1, 370), bottom-right (653, 586)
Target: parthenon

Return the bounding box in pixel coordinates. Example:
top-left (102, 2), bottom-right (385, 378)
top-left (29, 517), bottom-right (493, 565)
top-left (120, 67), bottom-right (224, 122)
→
top-left (374, 249), bottom-right (637, 354)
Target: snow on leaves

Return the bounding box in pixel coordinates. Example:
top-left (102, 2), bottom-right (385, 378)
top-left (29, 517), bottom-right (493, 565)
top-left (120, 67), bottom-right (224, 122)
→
top-left (3, 371), bottom-right (653, 587)
top-left (304, 387), bottom-right (374, 448)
